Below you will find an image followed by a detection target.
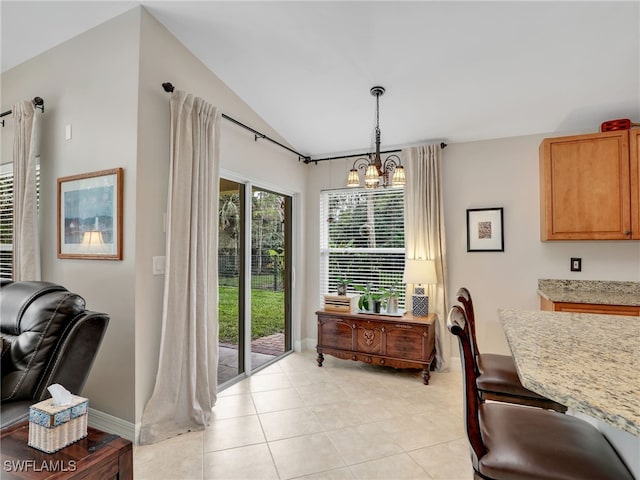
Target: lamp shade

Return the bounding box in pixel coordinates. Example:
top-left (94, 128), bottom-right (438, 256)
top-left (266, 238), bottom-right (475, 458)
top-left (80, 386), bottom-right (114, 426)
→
top-left (364, 164), bottom-right (380, 188)
top-left (347, 168), bottom-right (360, 187)
top-left (81, 231), bottom-right (104, 251)
top-left (403, 259), bottom-right (437, 285)
top-left (391, 165), bottom-right (406, 188)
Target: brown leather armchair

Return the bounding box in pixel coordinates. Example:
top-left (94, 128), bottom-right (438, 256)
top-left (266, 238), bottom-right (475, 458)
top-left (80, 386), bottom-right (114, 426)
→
top-left (1, 281), bottom-right (109, 429)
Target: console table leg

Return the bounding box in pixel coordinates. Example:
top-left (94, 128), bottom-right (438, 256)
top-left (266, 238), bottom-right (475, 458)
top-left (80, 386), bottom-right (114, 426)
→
top-left (422, 367), bottom-right (430, 385)
top-left (317, 351), bottom-right (324, 367)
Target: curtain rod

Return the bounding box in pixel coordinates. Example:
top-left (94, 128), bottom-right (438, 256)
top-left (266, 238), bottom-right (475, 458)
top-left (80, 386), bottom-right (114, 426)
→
top-left (308, 143), bottom-right (447, 164)
top-left (0, 97), bottom-right (45, 127)
top-left (162, 83), bottom-right (311, 162)
top-left (161, 83), bottom-right (447, 165)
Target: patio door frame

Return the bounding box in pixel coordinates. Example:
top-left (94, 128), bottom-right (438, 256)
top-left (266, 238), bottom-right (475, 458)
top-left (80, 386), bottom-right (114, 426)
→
top-left (243, 184), bottom-right (293, 374)
top-left (219, 173), bottom-right (294, 389)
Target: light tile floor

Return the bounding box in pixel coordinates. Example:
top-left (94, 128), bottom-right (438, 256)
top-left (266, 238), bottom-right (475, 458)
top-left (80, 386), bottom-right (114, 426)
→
top-left (134, 350), bottom-right (474, 480)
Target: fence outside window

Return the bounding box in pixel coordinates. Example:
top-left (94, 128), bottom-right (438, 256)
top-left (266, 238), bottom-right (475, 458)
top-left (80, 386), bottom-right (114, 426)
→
top-left (219, 254), bottom-right (284, 291)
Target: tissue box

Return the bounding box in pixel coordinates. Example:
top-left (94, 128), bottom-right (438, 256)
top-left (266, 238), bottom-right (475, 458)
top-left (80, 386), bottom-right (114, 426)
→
top-left (28, 395), bottom-right (88, 453)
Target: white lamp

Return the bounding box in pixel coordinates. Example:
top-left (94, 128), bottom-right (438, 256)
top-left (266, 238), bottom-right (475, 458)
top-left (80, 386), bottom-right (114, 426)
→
top-left (81, 230), bottom-right (105, 251)
top-left (403, 259), bottom-right (437, 316)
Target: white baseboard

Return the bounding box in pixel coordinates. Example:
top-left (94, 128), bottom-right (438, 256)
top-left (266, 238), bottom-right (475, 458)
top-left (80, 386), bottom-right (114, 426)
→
top-left (301, 338), bottom-right (316, 351)
top-left (88, 408), bottom-right (135, 442)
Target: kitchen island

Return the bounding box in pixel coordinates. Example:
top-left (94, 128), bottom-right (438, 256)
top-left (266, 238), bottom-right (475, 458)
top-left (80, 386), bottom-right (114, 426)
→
top-left (499, 309), bottom-right (639, 476)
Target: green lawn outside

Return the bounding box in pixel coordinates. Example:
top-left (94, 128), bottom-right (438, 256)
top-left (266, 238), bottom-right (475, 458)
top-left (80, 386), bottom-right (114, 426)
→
top-left (218, 285), bottom-right (285, 343)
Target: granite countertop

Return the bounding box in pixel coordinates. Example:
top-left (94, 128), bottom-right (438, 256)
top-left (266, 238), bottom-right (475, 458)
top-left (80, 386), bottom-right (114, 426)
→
top-left (538, 279), bottom-right (640, 306)
top-left (499, 308), bottom-right (640, 437)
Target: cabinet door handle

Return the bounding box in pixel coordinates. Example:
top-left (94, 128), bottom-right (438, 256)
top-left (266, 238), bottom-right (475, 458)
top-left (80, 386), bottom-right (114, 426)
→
top-left (624, 230), bottom-right (631, 235)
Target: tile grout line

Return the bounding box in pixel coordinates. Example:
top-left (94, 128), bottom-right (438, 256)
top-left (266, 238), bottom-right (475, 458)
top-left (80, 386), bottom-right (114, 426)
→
top-left (251, 386), bottom-right (284, 480)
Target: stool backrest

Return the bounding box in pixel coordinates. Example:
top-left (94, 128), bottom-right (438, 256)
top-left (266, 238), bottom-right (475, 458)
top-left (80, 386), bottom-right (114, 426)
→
top-left (447, 305), bottom-right (486, 467)
top-left (456, 287), bottom-right (481, 361)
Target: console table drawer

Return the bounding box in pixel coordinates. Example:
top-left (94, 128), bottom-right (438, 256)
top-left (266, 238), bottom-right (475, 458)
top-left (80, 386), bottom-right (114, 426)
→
top-left (318, 318), bottom-right (354, 350)
top-left (386, 327), bottom-right (428, 361)
top-left (355, 324), bottom-right (383, 354)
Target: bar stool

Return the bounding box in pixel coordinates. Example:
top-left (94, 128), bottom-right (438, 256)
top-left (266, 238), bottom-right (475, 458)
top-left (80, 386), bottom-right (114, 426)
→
top-left (447, 305), bottom-right (634, 480)
top-left (457, 287), bottom-right (566, 412)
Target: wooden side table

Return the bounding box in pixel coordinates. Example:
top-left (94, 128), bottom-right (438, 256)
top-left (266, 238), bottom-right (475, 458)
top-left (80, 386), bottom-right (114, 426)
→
top-left (316, 310), bottom-right (437, 384)
top-left (1, 421), bottom-right (132, 480)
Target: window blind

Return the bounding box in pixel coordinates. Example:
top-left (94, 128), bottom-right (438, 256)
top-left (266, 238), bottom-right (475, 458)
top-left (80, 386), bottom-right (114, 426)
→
top-left (0, 161), bottom-right (40, 280)
top-left (320, 188), bottom-right (407, 308)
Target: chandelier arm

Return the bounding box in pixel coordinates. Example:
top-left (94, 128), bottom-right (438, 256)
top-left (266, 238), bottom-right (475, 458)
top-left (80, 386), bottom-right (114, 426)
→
top-left (382, 154), bottom-right (402, 172)
top-left (352, 157), bottom-right (372, 172)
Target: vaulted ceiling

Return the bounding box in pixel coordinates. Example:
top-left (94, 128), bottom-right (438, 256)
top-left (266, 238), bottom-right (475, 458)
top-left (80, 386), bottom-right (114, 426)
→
top-left (3, 1), bottom-right (639, 158)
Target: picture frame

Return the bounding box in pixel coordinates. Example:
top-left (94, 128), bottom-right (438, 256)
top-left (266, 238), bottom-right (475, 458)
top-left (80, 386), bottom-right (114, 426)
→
top-left (57, 168), bottom-right (123, 260)
top-left (466, 207), bottom-right (504, 252)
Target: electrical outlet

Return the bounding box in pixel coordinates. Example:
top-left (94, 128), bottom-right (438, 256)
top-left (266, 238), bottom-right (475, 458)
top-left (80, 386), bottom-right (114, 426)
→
top-left (570, 257), bottom-right (582, 272)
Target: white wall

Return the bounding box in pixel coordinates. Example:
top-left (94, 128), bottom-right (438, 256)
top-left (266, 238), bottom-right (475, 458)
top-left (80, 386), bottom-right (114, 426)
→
top-left (443, 133), bottom-right (640, 356)
top-left (302, 133), bottom-right (640, 359)
top-left (1, 9), bottom-right (141, 423)
top-left (2, 6), bottom-right (309, 434)
top-left (135, 8), bottom-right (308, 427)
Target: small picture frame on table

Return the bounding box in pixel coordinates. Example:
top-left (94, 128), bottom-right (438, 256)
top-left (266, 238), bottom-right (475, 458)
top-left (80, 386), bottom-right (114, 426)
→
top-left (466, 207), bottom-right (504, 252)
top-left (57, 168), bottom-right (123, 260)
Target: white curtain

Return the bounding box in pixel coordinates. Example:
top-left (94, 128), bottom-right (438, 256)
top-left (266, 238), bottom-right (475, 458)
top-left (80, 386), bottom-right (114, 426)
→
top-left (13, 100), bottom-right (40, 281)
top-left (140, 90), bottom-right (221, 444)
top-left (403, 144), bottom-right (450, 371)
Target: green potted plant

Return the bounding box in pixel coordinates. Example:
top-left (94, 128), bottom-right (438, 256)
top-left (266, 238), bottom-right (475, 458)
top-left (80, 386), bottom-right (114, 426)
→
top-left (354, 282), bottom-right (382, 312)
top-left (381, 282), bottom-right (400, 314)
top-left (335, 276), bottom-right (353, 296)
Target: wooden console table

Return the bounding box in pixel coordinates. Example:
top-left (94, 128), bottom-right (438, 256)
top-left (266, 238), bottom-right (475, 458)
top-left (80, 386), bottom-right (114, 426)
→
top-left (316, 310), bottom-right (436, 384)
top-left (1, 421), bottom-right (133, 479)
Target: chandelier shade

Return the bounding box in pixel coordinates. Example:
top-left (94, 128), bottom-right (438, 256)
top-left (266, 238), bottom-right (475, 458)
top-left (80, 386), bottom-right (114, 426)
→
top-left (347, 168), bottom-right (360, 187)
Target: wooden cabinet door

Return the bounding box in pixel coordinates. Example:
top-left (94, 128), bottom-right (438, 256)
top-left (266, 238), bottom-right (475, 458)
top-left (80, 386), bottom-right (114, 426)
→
top-left (385, 325), bottom-right (428, 362)
top-left (540, 297), bottom-right (639, 316)
top-left (540, 130), bottom-right (631, 240)
top-left (355, 321), bottom-right (383, 355)
top-left (317, 316), bottom-right (354, 351)
top-left (630, 129), bottom-right (640, 239)
top-left (553, 303), bottom-right (640, 316)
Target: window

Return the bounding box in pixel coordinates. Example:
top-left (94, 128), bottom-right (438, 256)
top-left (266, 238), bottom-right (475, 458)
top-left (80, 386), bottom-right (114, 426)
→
top-left (320, 188), bottom-right (407, 307)
top-left (0, 161), bottom-right (40, 280)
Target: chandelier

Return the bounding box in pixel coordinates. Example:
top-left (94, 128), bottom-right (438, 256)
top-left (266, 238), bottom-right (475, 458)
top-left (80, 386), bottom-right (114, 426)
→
top-left (347, 86), bottom-right (405, 189)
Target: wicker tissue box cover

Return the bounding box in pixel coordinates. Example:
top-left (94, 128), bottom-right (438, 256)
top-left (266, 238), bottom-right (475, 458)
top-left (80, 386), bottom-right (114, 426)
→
top-left (28, 395), bottom-right (88, 453)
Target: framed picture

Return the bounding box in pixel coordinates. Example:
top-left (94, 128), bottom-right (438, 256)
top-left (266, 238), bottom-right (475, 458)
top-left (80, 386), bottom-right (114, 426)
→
top-left (466, 207), bottom-right (504, 252)
top-left (57, 168), bottom-right (123, 260)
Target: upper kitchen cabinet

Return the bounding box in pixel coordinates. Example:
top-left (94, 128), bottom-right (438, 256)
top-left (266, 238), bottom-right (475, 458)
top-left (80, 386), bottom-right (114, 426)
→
top-left (631, 129), bottom-right (640, 238)
top-left (540, 129), bottom-right (639, 240)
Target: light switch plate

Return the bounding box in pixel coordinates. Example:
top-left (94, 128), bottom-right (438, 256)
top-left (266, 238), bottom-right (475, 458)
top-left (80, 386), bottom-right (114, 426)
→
top-left (152, 256), bottom-right (166, 275)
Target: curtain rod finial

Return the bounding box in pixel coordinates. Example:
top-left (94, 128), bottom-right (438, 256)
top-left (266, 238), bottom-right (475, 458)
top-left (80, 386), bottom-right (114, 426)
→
top-left (162, 82), bottom-right (174, 93)
top-left (32, 97), bottom-right (44, 112)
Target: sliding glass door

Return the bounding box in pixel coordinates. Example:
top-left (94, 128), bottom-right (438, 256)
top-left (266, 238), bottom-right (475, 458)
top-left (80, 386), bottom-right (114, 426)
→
top-left (217, 179), bottom-right (292, 387)
top-left (218, 179), bottom-right (246, 384)
top-left (250, 187), bottom-right (291, 371)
